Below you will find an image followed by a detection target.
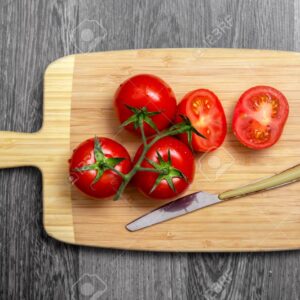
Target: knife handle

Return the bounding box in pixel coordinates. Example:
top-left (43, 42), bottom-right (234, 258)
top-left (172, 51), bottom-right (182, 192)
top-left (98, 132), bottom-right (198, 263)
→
top-left (218, 164), bottom-right (300, 200)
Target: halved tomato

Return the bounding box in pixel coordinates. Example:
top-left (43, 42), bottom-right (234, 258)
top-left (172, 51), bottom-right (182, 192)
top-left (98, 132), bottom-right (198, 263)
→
top-left (176, 89), bottom-right (227, 152)
top-left (232, 86), bottom-right (289, 150)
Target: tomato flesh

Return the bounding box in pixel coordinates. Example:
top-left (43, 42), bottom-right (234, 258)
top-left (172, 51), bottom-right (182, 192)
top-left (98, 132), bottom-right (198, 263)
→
top-left (232, 86), bottom-right (289, 150)
top-left (69, 137), bottom-right (132, 199)
top-left (114, 74), bottom-right (177, 136)
top-left (133, 137), bottom-right (195, 199)
top-left (176, 89), bottom-right (227, 152)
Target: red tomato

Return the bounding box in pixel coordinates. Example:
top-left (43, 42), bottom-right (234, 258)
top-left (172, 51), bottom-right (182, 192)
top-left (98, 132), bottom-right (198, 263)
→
top-left (176, 89), bottom-right (227, 152)
top-left (114, 74), bottom-right (177, 136)
top-left (232, 86), bottom-right (289, 150)
top-left (133, 137), bottom-right (195, 199)
top-left (69, 137), bottom-right (131, 199)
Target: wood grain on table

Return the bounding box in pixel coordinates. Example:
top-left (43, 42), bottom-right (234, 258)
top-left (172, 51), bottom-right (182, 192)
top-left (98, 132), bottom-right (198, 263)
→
top-left (1, 0), bottom-right (300, 299)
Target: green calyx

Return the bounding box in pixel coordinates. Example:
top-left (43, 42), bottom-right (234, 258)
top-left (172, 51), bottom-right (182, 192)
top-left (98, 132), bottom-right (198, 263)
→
top-left (114, 113), bottom-right (206, 200)
top-left (146, 150), bottom-right (188, 194)
top-left (168, 115), bottom-right (206, 147)
top-left (73, 137), bottom-right (125, 186)
top-left (121, 104), bottom-right (161, 133)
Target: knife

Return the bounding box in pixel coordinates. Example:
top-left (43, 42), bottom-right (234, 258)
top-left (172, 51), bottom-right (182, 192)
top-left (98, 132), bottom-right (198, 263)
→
top-left (126, 163), bottom-right (300, 232)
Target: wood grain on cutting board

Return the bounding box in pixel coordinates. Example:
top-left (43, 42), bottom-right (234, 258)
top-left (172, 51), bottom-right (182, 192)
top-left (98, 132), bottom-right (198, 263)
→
top-left (0, 55), bottom-right (76, 243)
top-left (69, 48), bottom-right (300, 251)
top-left (2, 48), bottom-right (300, 251)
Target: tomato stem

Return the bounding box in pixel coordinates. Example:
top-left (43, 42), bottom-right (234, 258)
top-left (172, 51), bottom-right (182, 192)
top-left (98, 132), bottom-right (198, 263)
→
top-left (113, 119), bottom-right (200, 200)
top-left (138, 167), bottom-right (165, 173)
top-left (140, 121), bottom-right (148, 147)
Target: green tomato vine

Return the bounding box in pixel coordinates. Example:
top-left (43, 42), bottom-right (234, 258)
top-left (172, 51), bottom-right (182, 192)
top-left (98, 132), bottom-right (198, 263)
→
top-left (73, 106), bottom-right (205, 200)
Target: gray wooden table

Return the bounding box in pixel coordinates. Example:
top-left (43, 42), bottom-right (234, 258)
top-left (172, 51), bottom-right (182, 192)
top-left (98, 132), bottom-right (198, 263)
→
top-left (1, 0), bottom-right (300, 299)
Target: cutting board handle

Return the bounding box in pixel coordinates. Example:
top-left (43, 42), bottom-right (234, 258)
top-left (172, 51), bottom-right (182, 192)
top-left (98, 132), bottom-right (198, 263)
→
top-left (0, 131), bottom-right (41, 168)
top-left (219, 164), bottom-right (300, 200)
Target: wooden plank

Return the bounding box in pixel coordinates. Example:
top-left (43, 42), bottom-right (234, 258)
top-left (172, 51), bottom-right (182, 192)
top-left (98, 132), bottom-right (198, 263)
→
top-left (0, 1), bottom-right (79, 299)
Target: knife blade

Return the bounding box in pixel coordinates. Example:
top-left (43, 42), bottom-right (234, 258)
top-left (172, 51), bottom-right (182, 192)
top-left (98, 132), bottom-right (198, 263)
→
top-left (126, 191), bottom-right (221, 231)
top-left (126, 163), bottom-right (300, 232)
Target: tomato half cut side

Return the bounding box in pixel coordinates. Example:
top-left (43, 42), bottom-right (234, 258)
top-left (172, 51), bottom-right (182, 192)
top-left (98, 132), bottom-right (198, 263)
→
top-left (232, 86), bottom-right (289, 150)
top-left (176, 89), bottom-right (227, 152)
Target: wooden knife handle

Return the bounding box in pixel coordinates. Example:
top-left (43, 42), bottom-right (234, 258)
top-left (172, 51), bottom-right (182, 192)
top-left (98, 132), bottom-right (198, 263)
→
top-left (218, 164), bottom-right (300, 200)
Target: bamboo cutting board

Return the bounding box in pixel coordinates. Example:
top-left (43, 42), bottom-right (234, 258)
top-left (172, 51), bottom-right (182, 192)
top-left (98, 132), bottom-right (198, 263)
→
top-left (1, 48), bottom-right (300, 252)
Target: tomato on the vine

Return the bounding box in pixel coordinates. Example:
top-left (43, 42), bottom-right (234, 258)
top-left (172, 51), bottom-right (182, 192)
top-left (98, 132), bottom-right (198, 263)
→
top-left (114, 74), bottom-right (177, 136)
top-left (232, 86), bottom-right (289, 150)
top-left (176, 89), bottom-right (227, 152)
top-left (133, 137), bottom-right (195, 199)
top-left (69, 137), bottom-right (131, 199)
